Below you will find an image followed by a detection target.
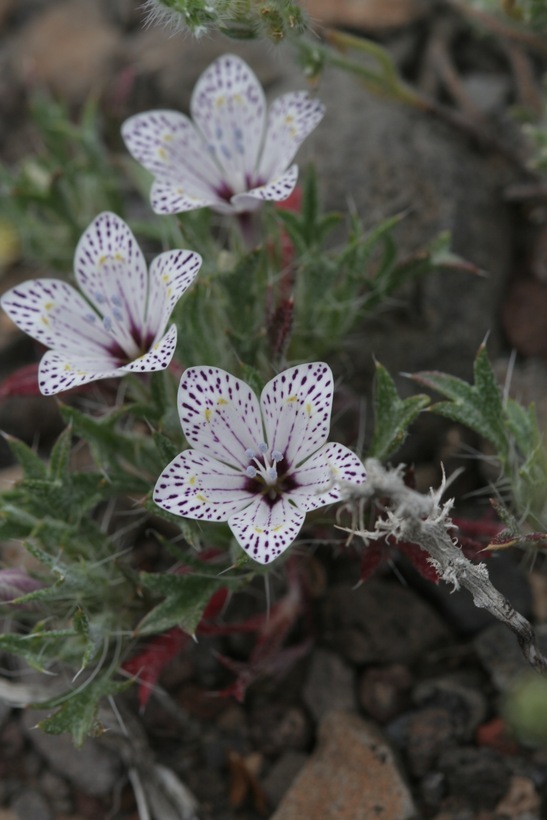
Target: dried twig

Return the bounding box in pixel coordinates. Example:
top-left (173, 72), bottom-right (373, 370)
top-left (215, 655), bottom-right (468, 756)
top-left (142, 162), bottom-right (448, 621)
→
top-left (340, 459), bottom-right (547, 674)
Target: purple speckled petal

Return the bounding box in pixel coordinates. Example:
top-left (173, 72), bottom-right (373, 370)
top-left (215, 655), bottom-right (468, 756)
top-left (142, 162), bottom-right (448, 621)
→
top-left (153, 449), bottom-right (251, 522)
top-left (74, 213), bottom-right (148, 356)
top-left (191, 54), bottom-right (266, 194)
top-left (290, 442), bottom-right (367, 512)
top-left (146, 249), bottom-right (202, 342)
top-left (178, 367), bottom-right (264, 470)
top-left (261, 362), bottom-right (333, 468)
top-left (122, 110), bottom-right (222, 207)
top-left (122, 324), bottom-right (177, 374)
top-left (1, 278), bottom-right (113, 356)
top-left (231, 165), bottom-right (298, 210)
top-left (258, 92), bottom-right (325, 181)
top-left (150, 178), bottom-right (219, 215)
top-left (38, 349), bottom-right (122, 396)
top-left (228, 496), bottom-right (305, 565)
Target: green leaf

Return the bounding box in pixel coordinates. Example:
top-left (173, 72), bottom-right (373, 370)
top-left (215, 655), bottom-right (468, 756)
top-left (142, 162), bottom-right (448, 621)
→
top-left (412, 343), bottom-right (509, 461)
top-left (48, 425), bottom-right (73, 481)
top-left (0, 629), bottom-right (76, 672)
top-left (36, 674), bottom-right (130, 747)
top-left (73, 607), bottom-right (100, 671)
top-left (505, 398), bottom-right (543, 457)
top-left (136, 571), bottom-right (226, 636)
top-left (153, 431), bottom-right (180, 465)
top-left (370, 361), bottom-right (430, 461)
top-left (5, 436), bottom-right (46, 479)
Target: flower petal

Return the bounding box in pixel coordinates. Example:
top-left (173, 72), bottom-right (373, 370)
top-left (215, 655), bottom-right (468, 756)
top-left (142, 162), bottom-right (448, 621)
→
top-left (261, 362), bottom-right (333, 467)
top-left (153, 449), bottom-right (251, 522)
top-left (38, 349), bottom-right (122, 396)
top-left (229, 496), bottom-right (305, 565)
top-left (122, 324), bottom-right (177, 374)
top-left (150, 178), bottom-right (219, 215)
top-left (290, 442), bottom-right (367, 512)
top-left (258, 92), bottom-right (325, 181)
top-left (74, 213), bottom-right (148, 354)
top-left (178, 367), bottom-right (264, 470)
top-left (191, 54), bottom-right (266, 193)
top-left (122, 111), bottom-right (222, 209)
top-left (231, 165), bottom-right (298, 210)
top-left (146, 249), bottom-right (202, 342)
top-left (1, 278), bottom-right (113, 356)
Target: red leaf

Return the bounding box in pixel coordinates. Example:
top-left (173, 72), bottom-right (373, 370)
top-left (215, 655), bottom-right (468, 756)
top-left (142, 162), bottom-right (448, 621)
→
top-left (214, 558), bottom-right (311, 701)
top-left (0, 363), bottom-right (42, 398)
top-left (123, 627), bottom-right (189, 709)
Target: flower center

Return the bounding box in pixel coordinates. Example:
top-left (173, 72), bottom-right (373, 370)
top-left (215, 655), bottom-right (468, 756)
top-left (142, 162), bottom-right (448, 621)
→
top-left (244, 441), bottom-right (284, 487)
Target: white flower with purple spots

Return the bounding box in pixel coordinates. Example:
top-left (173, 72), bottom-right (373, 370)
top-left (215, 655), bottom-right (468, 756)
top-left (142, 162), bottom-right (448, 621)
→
top-left (153, 363), bottom-right (367, 565)
top-left (121, 54), bottom-right (325, 216)
top-left (0, 212), bottom-right (202, 396)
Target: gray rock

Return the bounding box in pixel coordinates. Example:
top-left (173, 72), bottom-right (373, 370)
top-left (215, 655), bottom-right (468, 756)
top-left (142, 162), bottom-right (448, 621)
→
top-left (438, 746), bottom-right (510, 810)
top-left (403, 706), bottom-right (457, 778)
top-left (263, 750), bottom-right (308, 809)
top-left (302, 649), bottom-right (356, 722)
top-left (22, 710), bottom-right (122, 797)
top-left (358, 663), bottom-right (413, 723)
top-left (412, 675), bottom-right (488, 740)
top-left (309, 61), bottom-right (517, 382)
top-left (323, 578), bottom-right (451, 665)
top-left (11, 788), bottom-right (53, 820)
top-left (461, 73), bottom-right (511, 114)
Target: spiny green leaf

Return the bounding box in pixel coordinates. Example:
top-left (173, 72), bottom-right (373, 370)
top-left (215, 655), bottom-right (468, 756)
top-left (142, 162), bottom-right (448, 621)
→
top-left (370, 361), bottom-right (430, 461)
top-left (48, 425), bottom-right (73, 481)
top-left (0, 629), bottom-right (76, 672)
top-left (36, 674), bottom-right (131, 747)
top-left (136, 571), bottom-right (226, 636)
top-left (153, 431), bottom-right (180, 465)
top-left (4, 435), bottom-right (46, 479)
top-left (73, 607), bottom-right (100, 671)
top-left (412, 344), bottom-right (509, 460)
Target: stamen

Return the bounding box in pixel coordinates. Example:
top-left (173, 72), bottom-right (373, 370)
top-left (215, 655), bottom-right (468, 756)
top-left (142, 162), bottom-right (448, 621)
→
top-left (244, 442), bottom-right (280, 487)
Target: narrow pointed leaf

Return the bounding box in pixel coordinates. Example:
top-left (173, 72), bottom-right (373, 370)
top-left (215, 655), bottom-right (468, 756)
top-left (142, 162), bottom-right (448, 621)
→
top-left (36, 674), bottom-right (131, 747)
top-left (136, 572), bottom-right (227, 637)
top-left (370, 361), bottom-right (430, 461)
top-left (412, 344), bottom-right (508, 460)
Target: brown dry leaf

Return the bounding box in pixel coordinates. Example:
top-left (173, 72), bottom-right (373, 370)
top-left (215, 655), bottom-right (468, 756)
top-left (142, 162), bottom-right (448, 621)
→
top-left (305, 0), bottom-right (428, 29)
top-left (227, 749), bottom-right (268, 815)
top-left (495, 775), bottom-right (541, 817)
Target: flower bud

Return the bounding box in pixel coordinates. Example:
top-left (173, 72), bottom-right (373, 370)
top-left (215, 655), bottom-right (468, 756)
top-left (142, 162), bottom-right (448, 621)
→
top-left (143, 0), bottom-right (308, 41)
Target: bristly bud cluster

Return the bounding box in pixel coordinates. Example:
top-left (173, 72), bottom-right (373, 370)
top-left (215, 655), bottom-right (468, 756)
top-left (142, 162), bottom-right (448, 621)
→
top-left (143, 0), bottom-right (308, 41)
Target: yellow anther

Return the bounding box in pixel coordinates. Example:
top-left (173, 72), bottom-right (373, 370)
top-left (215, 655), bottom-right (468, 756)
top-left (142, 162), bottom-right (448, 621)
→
top-left (204, 407), bottom-right (212, 422)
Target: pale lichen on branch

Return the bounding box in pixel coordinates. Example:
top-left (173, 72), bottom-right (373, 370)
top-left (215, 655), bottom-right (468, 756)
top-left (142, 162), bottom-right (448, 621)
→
top-left (339, 458), bottom-right (547, 674)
